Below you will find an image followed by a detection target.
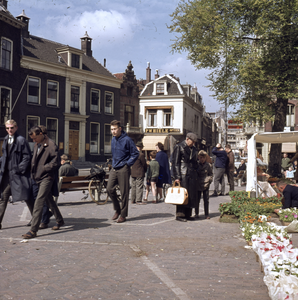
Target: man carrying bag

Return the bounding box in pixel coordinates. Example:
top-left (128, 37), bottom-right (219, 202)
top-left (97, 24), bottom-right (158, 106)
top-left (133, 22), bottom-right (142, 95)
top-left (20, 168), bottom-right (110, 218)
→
top-left (171, 133), bottom-right (199, 222)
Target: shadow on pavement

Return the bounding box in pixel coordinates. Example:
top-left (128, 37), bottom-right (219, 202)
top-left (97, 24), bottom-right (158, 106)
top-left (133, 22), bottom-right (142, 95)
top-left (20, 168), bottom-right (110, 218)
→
top-left (128, 213), bottom-right (174, 222)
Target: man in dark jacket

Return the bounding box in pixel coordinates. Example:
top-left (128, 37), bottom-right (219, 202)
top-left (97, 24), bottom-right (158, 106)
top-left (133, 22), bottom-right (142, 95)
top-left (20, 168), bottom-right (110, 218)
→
top-left (22, 126), bottom-right (64, 239)
top-left (59, 154), bottom-right (78, 177)
top-left (275, 181), bottom-right (298, 211)
top-left (131, 141), bottom-right (147, 204)
top-left (211, 143), bottom-right (228, 197)
top-left (225, 144), bottom-right (235, 194)
top-left (172, 132), bottom-right (198, 222)
top-left (107, 120), bottom-right (139, 223)
top-left (0, 120), bottom-right (32, 229)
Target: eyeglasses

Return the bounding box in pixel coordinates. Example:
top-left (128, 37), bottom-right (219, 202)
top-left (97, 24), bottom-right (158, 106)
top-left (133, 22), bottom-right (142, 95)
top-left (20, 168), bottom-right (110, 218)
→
top-left (6, 127), bottom-right (14, 130)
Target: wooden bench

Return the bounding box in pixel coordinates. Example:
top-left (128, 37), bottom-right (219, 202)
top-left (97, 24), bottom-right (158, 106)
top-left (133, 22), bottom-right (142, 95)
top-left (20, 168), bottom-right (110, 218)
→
top-left (59, 176), bottom-right (90, 193)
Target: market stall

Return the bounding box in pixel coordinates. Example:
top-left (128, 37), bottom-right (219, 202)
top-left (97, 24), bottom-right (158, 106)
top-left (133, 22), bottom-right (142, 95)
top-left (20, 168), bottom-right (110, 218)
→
top-left (246, 131), bottom-right (298, 197)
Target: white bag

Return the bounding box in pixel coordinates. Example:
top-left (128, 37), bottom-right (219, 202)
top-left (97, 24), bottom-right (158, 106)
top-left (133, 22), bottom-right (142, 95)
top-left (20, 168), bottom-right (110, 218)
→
top-left (165, 182), bottom-right (188, 205)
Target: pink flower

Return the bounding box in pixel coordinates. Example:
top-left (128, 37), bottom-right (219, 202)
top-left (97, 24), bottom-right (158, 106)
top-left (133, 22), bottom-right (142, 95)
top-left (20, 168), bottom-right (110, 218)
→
top-left (295, 215), bottom-right (298, 218)
top-left (285, 215), bottom-right (288, 218)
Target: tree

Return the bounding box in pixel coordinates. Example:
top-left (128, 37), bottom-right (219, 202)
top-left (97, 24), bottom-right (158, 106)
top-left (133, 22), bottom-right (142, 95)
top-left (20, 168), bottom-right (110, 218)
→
top-left (169, 0), bottom-right (298, 173)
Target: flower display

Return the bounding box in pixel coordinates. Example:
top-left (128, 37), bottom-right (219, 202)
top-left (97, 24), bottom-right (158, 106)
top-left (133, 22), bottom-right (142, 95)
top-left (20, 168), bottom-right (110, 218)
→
top-left (278, 208), bottom-right (298, 222)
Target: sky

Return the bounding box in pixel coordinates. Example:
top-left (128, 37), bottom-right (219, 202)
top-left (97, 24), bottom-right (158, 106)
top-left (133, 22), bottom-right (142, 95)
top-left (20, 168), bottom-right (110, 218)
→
top-left (8, 0), bottom-right (225, 113)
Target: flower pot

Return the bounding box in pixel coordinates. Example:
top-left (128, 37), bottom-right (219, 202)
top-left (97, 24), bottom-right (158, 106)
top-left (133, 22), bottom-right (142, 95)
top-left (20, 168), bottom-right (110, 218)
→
top-left (280, 220), bottom-right (292, 226)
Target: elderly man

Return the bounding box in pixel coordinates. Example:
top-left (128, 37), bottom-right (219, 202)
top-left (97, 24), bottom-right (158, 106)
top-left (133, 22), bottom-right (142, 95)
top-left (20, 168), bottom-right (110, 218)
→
top-left (0, 120), bottom-right (32, 229)
top-left (172, 132), bottom-right (199, 222)
top-left (59, 154), bottom-right (78, 177)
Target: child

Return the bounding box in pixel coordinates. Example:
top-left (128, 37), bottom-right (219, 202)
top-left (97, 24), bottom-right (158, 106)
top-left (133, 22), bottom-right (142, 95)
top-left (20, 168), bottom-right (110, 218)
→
top-left (146, 151), bottom-right (160, 203)
top-left (285, 166), bottom-right (296, 182)
top-left (195, 150), bottom-right (213, 219)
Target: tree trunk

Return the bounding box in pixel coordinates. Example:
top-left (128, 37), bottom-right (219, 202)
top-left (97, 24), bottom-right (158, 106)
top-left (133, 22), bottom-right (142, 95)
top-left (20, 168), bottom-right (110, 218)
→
top-left (268, 97), bottom-right (287, 175)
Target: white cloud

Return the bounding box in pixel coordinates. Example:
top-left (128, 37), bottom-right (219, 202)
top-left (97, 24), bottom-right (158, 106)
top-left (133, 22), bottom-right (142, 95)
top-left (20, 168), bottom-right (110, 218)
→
top-left (36, 9), bottom-right (140, 48)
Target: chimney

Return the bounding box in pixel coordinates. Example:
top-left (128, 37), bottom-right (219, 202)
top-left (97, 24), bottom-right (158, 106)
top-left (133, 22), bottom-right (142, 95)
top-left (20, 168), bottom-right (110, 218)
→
top-left (146, 62), bottom-right (151, 83)
top-left (1, 0), bottom-right (7, 9)
top-left (80, 31), bottom-right (92, 57)
top-left (104, 58), bottom-right (106, 67)
top-left (155, 69), bottom-right (159, 79)
top-left (16, 10), bottom-right (30, 38)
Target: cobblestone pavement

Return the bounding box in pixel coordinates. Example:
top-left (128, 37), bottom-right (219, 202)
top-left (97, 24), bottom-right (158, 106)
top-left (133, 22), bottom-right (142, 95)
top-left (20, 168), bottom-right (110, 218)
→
top-left (0, 181), bottom-right (272, 300)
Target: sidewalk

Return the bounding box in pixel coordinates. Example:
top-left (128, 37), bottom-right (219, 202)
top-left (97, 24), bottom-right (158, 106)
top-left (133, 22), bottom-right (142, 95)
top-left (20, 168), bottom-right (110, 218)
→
top-left (0, 183), bottom-right (271, 300)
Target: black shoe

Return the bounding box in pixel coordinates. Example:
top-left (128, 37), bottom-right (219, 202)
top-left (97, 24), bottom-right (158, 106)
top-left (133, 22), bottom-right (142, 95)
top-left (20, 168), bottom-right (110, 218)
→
top-left (187, 217), bottom-right (196, 221)
top-left (26, 219), bottom-right (32, 226)
top-left (218, 192), bottom-right (223, 196)
top-left (176, 217), bottom-right (187, 222)
top-left (210, 193), bottom-right (218, 197)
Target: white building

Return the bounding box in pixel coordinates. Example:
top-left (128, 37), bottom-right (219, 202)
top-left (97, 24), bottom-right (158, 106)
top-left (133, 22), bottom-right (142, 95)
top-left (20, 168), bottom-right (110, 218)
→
top-left (139, 74), bottom-right (204, 155)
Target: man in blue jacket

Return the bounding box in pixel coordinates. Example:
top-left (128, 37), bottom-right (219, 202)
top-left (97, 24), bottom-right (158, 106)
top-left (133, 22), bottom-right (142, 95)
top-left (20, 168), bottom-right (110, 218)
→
top-left (107, 120), bottom-right (139, 223)
top-left (211, 143), bottom-right (228, 197)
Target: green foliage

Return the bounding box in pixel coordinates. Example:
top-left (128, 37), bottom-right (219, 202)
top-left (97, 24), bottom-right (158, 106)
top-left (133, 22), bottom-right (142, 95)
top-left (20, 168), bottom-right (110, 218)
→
top-left (218, 191), bottom-right (282, 222)
top-left (169, 0), bottom-right (298, 129)
top-left (278, 208), bottom-right (298, 222)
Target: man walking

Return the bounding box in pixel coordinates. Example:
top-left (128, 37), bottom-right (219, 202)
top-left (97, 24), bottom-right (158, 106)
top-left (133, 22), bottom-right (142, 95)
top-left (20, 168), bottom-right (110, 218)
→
top-left (225, 144), bottom-right (235, 194)
top-left (211, 143), bottom-right (228, 197)
top-left (0, 120), bottom-right (32, 229)
top-left (107, 120), bottom-right (139, 223)
top-left (22, 126), bottom-right (64, 239)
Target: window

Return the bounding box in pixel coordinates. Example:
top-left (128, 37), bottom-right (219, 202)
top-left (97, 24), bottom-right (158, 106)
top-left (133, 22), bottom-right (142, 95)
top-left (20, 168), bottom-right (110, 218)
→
top-left (27, 116), bottom-right (40, 151)
top-left (156, 83), bottom-right (164, 94)
top-left (127, 86), bottom-right (133, 97)
top-left (0, 87), bottom-right (10, 124)
top-left (125, 105), bottom-right (134, 126)
top-left (47, 81), bottom-right (58, 106)
top-left (105, 92), bottom-right (114, 114)
top-left (90, 123), bottom-right (100, 154)
top-left (72, 54), bottom-right (80, 68)
top-left (163, 109), bottom-right (172, 126)
top-left (286, 104), bottom-right (295, 127)
top-left (148, 109), bottom-right (157, 127)
top-left (28, 77), bottom-right (40, 104)
top-left (46, 118), bottom-right (58, 144)
top-left (71, 86), bottom-right (80, 113)
top-left (1, 38), bottom-right (12, 70)
top-left (91, 89), bottom-right (100, 112)
top-left (104, 124), bottom-right (112, 154)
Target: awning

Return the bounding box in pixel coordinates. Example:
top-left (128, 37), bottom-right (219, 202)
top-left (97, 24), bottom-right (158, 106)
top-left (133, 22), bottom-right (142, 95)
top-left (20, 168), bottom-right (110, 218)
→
top-left (142, 135), bottom-right (169, 151)
top-left (282, 142), bottom-right (297, 153)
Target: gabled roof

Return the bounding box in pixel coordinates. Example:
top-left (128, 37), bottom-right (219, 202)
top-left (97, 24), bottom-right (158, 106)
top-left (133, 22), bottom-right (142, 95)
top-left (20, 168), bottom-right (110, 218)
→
top-left (140, 74), bottom-right (184, 96)
top-left (22, 35), bottom-right (116, 78)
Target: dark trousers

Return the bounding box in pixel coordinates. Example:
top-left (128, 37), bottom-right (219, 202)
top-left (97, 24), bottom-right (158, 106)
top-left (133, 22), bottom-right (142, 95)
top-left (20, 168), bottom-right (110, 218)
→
top-left (107, 165), bottom-right (130, 218)
top-left (0, 173), bottom-right (34, 225)
top-left (31, 179), bottom-right (52, 225)
top-left (30, 178), bottom-right (63, 232)
top-left (227, 170), bottom-right (234, 191)
top-left (195, 190), bottom-right (209, 216)
top-left (176, 205), bottom-right (192, 219)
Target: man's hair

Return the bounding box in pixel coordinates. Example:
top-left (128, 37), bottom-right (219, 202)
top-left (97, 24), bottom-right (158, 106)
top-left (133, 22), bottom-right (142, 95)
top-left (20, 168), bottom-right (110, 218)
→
top-left (156, 142), bottom-right (164, 151)
top-left (198, 150), bottom-right (207, 157)
top-left (110, 120), bottom-right (121, 128)
top-left (150, 150), bottom-right (157, 159)
top-left (61, 154), bottom-right (69, 161)
top-left (39, 125), bottom-right (47, 134)
top-left (5, 119), bottom-right (17, 127)
top-left (225, 144), bottom-right (231, 149)
top-left (276, 181), bottom-right (287, 188)
top-left (28, 125), bottom-right (42, 136)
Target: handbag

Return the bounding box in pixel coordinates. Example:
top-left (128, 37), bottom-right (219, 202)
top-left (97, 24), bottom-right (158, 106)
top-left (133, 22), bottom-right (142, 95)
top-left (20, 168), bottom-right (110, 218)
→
top-left (165, 182), bottom-right (188, 205)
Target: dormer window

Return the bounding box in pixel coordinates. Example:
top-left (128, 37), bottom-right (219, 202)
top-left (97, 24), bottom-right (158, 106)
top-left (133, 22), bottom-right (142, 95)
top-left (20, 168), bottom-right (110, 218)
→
top-left (72, 54), bottom-right (80, 68)
top-left (153, 81), bottom-right (168, 95)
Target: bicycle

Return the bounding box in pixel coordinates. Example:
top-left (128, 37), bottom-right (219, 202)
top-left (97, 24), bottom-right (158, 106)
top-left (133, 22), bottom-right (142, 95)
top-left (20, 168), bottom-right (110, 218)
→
top-left (86, 159), bottom-right (121, 205)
